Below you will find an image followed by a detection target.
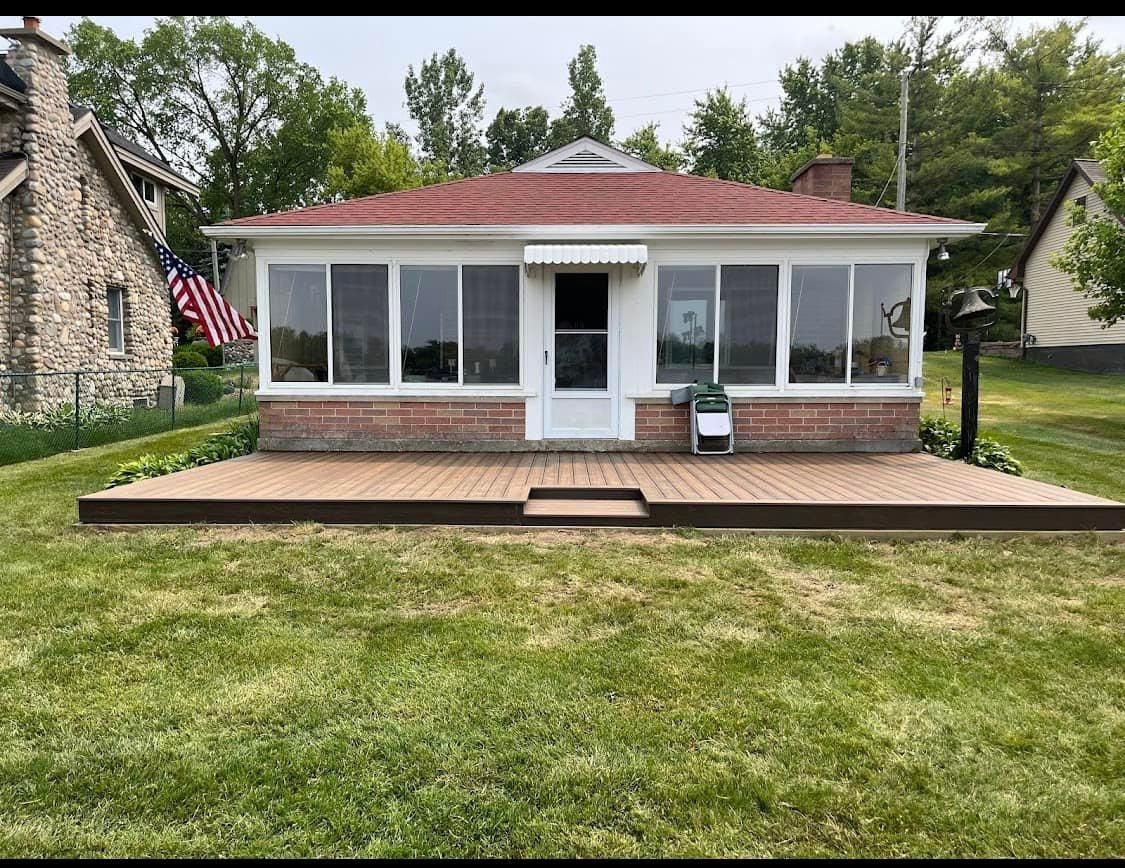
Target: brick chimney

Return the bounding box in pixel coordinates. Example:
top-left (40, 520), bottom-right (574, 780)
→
top-left (790, 155), bottom-right (854, 202)
top-left (22, 16), bottom-right (40, 30)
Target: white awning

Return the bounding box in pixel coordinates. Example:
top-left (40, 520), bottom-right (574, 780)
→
top-left (523, 243), bottom-right (648, 266)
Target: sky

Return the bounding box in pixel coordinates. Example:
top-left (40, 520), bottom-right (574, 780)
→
top-left (12, 15), bottom-right (1125, 144)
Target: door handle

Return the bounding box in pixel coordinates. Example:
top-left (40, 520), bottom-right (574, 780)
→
top-left (544, 350), bottom-right (549, 366)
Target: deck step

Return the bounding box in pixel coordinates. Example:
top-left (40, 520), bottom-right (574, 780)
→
top-left (523, 497), bottom-right (650, 519)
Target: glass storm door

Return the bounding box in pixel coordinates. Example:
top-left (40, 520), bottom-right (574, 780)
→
top-left (545, 272), bottom-right (616, 438)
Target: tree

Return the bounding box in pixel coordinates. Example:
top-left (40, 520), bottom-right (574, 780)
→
top-left (984, 19), bottom-right (1125, 225)
top-left (404, 49), bottom-right (487, 177)
top-left (65, 16), bottom-right (369, 259)
top-left (325, 124), bottom-right (447, 200)
top-left (682, 89), bottom-right (762, 183)
top-left (549, 44), bottom-right (615, 146)
top-left (486, 106), bottom-right (550, 170)
top-left (1055, 108), bottom-right (1125, 326)
top-left (618, 123), bottom-right (682, 171)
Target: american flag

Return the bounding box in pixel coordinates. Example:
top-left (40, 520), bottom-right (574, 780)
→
top-left (154, 238), bottom-right (256, 347)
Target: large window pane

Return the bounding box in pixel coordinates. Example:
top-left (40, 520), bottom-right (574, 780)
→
top-left (400, 266), bottom-right (459, 383)
top-left (331, 264), bottom-right (390, 384)
top-left (719, 265), bottom-right (778, 384)
top-left (789, 265), bottom-right (848, 383)
top-left (852, 264), bottom-right (913, 384)
top-left (269, 264), bottom-right (327, 383)
top-left (555, 333), bottom-right (608, 389)
top-left (463, 266), bottom-right (519, 384)
top-left (656, 266), bottom-right (715, 384)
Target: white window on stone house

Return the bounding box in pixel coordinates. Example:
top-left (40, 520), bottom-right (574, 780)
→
top-left (130, 173), bottom-right (156, 205)
top-left (107, 286), bottom-right (125, 354)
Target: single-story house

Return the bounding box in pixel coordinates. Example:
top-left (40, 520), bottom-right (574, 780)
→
top-left (1010, 158), bottom-right (1125, 373)
top-left (202, 138), bottom-right (984, 453)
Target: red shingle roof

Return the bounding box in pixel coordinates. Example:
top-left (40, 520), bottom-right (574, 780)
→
top-left (220, 171), bottom-right (971, 228)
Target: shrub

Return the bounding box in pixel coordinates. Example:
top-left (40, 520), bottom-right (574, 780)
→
top-left (172, 347), bottom-right (209, 370)
top-left (106, 417), bottom-right (258, 488)
top-left (189, 341), bottom-right (225, 367)
top-left (919, 415), bottom-right (1023, 476)
top-left (919, 416), bottom-right (960, 460)
top-left (181, 370), bottom-right (224, 404)
top-left (969, 438), bottom-right (1024, 476)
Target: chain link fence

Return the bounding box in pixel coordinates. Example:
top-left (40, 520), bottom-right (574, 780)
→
top-left (0, 363), bottom-right (258, 466)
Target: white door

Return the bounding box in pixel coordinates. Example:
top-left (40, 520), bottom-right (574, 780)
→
top-left (544, 271), bottom-right (617, 439)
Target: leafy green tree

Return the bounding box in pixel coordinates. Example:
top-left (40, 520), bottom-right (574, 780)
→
top-left (486, 106), bottom-right (551, 170)
top-left (325, 124), bottom-right (447, 199)
top-left (1055, 108), bottom-right (1125, 326)
top-left (65, 16), bottom-right (369, 260)
top-left (984, 19), bottom-right (1125, 225)
top-left (549, 45), bottom-right (615, 146)
top-left (618, 122), bottom-right (682, 171)
top-left (404, 49), bottom-right (487, 177)
top-left (682, 89), bottom-right (762, 183)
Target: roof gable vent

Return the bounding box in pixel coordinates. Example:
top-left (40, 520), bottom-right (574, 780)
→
top-left (512, 136), bottom-right (661, 173)
top-left (548, 148), bottom-right (627, 171)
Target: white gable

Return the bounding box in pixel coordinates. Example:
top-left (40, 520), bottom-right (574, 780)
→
top-left (512, 136), bottom-right (661, 173)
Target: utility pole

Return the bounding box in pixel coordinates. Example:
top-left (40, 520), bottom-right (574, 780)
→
top-left (896, 69), bottom-right (910, 211)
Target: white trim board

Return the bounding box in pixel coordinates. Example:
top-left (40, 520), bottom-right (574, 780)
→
top-left (204, 222), bottom-right (986, 241)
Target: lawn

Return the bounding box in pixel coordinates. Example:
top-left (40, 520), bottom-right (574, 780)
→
top-left (923, 351), bottom-right (1125, 501)
top-left (0, 365), bottom-right (257, 466)
top-left (0, 426), bottom-right (1122, 856)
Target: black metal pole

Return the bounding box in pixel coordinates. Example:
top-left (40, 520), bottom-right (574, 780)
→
top-left (237, 363), bottom-right (244, 415)
top-left (73, 371), bottom-right (81, 451)
top-left (960, 330), bottom-right (981, 460)
top-left (170, 368), bottom-right (176, 431)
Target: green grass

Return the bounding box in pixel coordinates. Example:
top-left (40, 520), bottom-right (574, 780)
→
top-left (0, 429), bottom-right (1122, 856)
top-left (923, 351), bottom-right (1125, 501)
top-left (0, 366), bottom-right (257, 466)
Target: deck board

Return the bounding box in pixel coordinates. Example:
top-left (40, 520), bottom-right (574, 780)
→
top-left (78, 450), bottom-right (1124, 530)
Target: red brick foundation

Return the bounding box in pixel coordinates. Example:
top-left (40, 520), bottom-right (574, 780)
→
top-left (259, 399), bottom-right (525, 446)
top-left (259, 397), bottom-right (919, 451)
top-left (635, 398), bottom-right (920, 444)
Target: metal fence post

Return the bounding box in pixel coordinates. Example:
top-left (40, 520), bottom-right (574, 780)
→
top-left (169, 366), bottom-right (176, 431)
top-left (73, 371), bottom-right (81, 451)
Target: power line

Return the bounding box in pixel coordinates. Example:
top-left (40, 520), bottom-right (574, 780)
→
top-left (616, 93), bottom-right (781, 121)
top-left (605, 78), bottom-right (777, 104)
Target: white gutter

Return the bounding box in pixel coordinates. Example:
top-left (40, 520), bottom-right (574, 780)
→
top-left (202, 222), bottom-right (987, 241)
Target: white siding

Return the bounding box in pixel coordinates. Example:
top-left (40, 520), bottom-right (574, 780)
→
top-left (1024, 173), bottom-right (1125, 347)
top-left (249, 235), bottom-right (929, 441)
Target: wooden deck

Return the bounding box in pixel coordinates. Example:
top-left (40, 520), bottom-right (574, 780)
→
top-left (78, 451), bottom-right (1124, 531)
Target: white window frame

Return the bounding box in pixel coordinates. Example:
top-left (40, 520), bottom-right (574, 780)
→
top-left (651, 255), bottom-right (922, 397)
top-left (106, 286), bottom-right (125, 354)
top-left (785, 261), bottom-right (917, 392)
top-left (257, 253), bottom-right (527, 397)
top-left (131, 173), bottom-right (156, 205)
top-left (653, 260), bottom-right (787, 392)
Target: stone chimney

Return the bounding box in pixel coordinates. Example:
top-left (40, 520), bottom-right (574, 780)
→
top-left (790, 155), bottom-right (854, 202)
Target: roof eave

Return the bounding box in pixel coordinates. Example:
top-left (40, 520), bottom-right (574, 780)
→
top-left (202, 222), bottom-right (985, 241)
top-left (113, 147), bottom-right (200, 196)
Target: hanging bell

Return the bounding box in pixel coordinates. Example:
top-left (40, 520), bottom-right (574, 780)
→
top-left (888, 299), bottom-right (911, 336)
top-left (948, 286), bottom-right (997, 332)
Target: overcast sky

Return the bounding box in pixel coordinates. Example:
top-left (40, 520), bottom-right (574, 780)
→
top-left (14, 16), bottom-right (1125, 143)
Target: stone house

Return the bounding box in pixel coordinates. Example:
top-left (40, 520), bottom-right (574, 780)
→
top-left (0, 17), bottom-right (198, 410)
